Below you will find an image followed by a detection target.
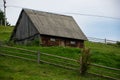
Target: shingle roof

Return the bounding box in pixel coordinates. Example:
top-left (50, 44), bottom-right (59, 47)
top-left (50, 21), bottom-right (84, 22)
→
top-left (23, 9), bottom-right (87, 40)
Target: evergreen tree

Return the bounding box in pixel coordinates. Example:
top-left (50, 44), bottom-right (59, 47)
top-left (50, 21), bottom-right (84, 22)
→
top-left (0, 9), bottom-right (5, 25)
top-left (0, 9), bottom-right (10, 26)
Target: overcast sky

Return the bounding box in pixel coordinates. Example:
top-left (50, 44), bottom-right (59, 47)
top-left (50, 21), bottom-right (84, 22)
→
top-left (0, 0), bottom-right (120, 41)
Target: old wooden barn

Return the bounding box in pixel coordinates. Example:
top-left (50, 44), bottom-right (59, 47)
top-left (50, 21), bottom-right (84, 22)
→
top-left (10, 9), bottom-right (87, 48)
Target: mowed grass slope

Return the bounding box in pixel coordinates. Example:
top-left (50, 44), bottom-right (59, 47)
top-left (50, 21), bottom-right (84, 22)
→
top-left (0, 26), bottom-right (120, 80)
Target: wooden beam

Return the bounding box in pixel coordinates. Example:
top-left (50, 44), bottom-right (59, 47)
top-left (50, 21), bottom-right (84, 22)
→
top-left (91, 63), bottom-right (120, 71)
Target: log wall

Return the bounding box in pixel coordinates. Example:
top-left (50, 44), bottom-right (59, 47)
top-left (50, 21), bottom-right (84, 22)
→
top-left (41, 35), bottom-right (84, 48)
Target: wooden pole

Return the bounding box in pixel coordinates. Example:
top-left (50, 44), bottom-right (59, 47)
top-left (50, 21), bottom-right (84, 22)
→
top-left (3, 0), bottom-right (6, 26)
top-left (105, 38), bottom-right (107, 44)
top-left (37, 51), bottom-right (40, 64)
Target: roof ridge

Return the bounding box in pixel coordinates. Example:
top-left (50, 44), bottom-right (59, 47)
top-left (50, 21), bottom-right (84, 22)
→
top-left (23, 8), bottom-right (72, 18)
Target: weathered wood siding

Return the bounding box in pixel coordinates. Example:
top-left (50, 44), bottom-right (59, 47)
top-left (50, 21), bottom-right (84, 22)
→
top-left (13, 12), bottom-right (39, 41)
top-left (41, 35), bottom-right (84, 48)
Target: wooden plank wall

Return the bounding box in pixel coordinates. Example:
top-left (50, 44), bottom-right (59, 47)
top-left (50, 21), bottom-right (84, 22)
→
top-left (14, 12), bottom-right (39, 42)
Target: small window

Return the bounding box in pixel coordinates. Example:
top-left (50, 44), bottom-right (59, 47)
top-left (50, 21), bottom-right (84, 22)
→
top-left (50, 38), bottom-right (56, 42)
top-left (70, 41), bottom-right (76, 44)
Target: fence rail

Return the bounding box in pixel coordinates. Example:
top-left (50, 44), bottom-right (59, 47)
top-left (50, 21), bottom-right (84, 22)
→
top-left (89, 63), bottom-right (120, 80)
top-left (0, 45), bottom-right (120, 80)
top-left (88, 72), bottom-right (119, 80)
top-left (0, 52), bottom-right (36, 62)
top-left (91, 63), bottom-right (120, 71)
top-left (0, 45), bottom-right (79, 70)
top-left (87, 37), bottom-right (118, 44)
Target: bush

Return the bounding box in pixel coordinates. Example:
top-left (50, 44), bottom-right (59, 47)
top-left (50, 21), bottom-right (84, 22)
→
top-left (80, 48), bottom-right (91, 75)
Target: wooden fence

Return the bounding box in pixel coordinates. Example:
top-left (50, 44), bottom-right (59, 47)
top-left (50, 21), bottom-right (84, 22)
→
top-left (0, 45), bottom-right (120, 80)
top-left (89, 64), bottom-right (120, 80)
top-left (0, 45), bottom-right (79, 70)
top-left (87, 37), bottom-right (117, 44)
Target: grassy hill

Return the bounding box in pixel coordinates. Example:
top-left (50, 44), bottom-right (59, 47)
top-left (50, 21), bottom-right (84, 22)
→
top-left (0, 26), bottom-right (13, 41)
top-left (86, 42), bottom-right (120, 68)
top-left (0, 26), bottom-right (120, 80)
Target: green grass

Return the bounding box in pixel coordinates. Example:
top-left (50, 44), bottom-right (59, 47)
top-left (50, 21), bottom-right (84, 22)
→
top-left (85, 42), bottom-right (120, 68)
top-left (0, 26), bottom-right (13, 41)
top-left (0, 26), bottom-right (120, 80)
top-left (0, 56), bottom-right (107, 80)
top-left (16, 46), bottom-right (81, 59)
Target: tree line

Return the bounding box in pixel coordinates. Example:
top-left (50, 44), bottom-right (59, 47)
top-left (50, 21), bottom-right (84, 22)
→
top-left (0, 9), bottom-right (10, 26)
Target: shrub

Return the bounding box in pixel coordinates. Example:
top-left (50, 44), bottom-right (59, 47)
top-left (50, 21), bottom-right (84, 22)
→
top-left (80, 48), bottom-right (91, 75)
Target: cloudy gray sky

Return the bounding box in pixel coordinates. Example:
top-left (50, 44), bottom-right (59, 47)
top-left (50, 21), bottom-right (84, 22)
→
top-left (0, 0), bottom-right (120, 41)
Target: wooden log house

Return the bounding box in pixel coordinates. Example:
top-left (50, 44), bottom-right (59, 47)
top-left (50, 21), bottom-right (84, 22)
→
top-left (10, 8), bottom-right (87, 48)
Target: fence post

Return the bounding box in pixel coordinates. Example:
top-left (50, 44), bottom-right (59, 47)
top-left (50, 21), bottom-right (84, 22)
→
top-left (37, 51), bottom-right (40, 64)
top-left (105, 38), bottom-right (107, 44)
